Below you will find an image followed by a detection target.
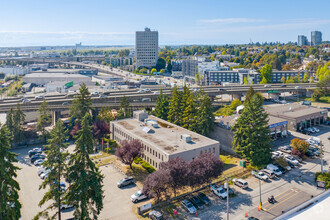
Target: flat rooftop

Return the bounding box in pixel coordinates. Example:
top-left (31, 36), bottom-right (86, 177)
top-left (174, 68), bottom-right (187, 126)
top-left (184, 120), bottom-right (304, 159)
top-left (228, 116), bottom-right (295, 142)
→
top-left (31, 69), bottom-right (89, 73)
top-left (264, 103), bottom-right (327, 119)
top-left (215, 114), bottom-right (287, 127)
top-left (113, 115), bottom-right (219, 155)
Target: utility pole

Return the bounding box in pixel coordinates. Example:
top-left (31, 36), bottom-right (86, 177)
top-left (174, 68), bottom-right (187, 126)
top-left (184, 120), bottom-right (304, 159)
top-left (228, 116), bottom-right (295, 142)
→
top-left (320, 141), bottom-right (324, 173)
top-left (259, 178), bottom-right (262, 210)
top-left (226, 178), bottom-right (229, 220)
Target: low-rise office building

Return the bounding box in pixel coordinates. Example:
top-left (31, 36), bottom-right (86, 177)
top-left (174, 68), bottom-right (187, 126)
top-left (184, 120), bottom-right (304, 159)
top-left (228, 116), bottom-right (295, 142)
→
top-left (211, 114), bottom-right (288, 154)
top-left (110, 111), bottom-right (220, 169)
top-left (264, 103), bottom-right (328, 131)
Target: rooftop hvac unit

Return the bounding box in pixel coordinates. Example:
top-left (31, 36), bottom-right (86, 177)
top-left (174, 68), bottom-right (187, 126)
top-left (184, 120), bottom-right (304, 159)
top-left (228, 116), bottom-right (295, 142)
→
top-left (181, 134), bottom-right (192, 143)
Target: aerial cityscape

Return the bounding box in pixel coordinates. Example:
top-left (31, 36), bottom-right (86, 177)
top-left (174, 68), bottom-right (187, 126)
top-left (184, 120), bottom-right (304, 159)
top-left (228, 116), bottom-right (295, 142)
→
top-left (0, 1), bottom-right (330, 220)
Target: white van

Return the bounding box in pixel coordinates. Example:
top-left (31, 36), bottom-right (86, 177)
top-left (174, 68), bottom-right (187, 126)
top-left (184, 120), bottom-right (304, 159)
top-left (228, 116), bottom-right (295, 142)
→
top-left (267, 164), bottom-right (282, 176)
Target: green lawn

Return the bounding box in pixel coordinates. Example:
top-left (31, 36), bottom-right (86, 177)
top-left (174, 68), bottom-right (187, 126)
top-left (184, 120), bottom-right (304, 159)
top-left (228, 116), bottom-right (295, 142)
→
top-left (305, 96), bottom-right (330, 104)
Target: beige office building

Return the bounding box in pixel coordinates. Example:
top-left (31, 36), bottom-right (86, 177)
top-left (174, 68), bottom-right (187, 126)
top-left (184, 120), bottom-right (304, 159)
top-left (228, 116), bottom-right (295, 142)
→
top-left (110, 111), bottom-right (220, 169)
top-left (135, 27), bottom-right (158, 68)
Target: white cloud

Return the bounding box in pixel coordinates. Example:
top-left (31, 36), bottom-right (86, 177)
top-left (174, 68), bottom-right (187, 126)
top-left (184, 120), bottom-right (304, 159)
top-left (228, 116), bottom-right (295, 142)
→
top-left (198, 18), bottom-right (267, 24)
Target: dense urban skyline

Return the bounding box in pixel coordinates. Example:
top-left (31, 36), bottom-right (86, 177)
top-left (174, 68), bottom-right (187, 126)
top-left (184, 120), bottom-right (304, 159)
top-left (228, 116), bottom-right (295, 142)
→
top-left (1, 0), bottom-right (330, 46)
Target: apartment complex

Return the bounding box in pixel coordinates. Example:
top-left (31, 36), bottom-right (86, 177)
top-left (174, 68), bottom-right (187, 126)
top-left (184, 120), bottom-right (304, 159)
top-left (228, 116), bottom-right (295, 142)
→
top-left (311, 31), bottom-right (322, 46)
top-left (203, 69), bottom-right (260, 85)
top-left (110, 111), bottom-right (220, 169)
top-left (271, 70), bottom-right (305, 83)
top-left (182, 59), bottom-right (198, 78)
top-left (298, 35), bottom-right (308, 46)
top-left (135, 28), bottom-right (158, 68)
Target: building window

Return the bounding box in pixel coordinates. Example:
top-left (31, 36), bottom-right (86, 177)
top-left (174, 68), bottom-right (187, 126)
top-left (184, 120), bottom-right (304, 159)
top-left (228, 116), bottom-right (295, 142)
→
top-left (200, 150), bottom-right (203, 154)
top-left (156, 152), bottom-right (157, 157)
top-left (209, 148), bottom-right (211, 153)
top-left (213, 148), bottom-right (215, 153)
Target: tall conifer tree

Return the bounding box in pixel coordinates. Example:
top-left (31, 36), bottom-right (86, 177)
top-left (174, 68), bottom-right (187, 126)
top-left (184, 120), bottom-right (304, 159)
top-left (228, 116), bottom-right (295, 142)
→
top-left (0, 124), bottom-right (21, 219)
top-left (66, 113), bottom-right (104, 219)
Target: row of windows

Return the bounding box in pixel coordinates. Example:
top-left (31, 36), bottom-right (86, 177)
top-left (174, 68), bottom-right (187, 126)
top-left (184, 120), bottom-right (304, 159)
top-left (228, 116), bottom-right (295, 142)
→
top-left (144, 144), bottom-right (164, 162)
top-left (143, 155), bottom-right (158, 168)
top-left (200, 147), bottom-right (216, 154)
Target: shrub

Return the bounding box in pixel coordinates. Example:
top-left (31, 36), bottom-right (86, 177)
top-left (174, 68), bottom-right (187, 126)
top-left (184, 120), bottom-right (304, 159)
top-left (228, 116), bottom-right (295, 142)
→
top-left (134, 157), bottom-right (143, 164)
top-left (141, 161), bottom-right (156, 173)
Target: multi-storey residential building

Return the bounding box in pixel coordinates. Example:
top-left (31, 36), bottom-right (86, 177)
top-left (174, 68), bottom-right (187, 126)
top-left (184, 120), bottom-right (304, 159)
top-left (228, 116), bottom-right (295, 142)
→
top-left (298, 35), bottom-right (308, 46)
top-left (104, 56), bottom-right (134, 67)
top-left (171, 61), bottom-right (182, 71)
top-left (311, 31), bottom-right (322, 46)
top-left (271, 70), bottom-right (305, 83)
top-left (110, 111), bottom-right (220, 169)
top-left (135, 27), bottom-right (158, 68)
top-left (182, 59), bottom-right (198, 83)
top-left (203, 69), bottom-right (259, 85)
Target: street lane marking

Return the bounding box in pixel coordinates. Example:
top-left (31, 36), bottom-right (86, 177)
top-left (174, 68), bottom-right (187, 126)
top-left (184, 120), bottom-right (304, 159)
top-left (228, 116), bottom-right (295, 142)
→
top-left (262, 187), bottom-right (295, 209)
top-left (264, 191), bottom-right (301, 212)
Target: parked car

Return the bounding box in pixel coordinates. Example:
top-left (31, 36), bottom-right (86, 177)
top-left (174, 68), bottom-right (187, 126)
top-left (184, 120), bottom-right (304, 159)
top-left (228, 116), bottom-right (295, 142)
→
top-left (221, 184), bottom-right (234, 195)
top-left (99, 94), bottom-right (106, 98)
top-left (60, 200), bottom-right (74, 210)
top-left (210, 184), bottom-right (227, 199)
top-left (305, 150), bottom-right (315, 158)
top-left (197, 192), bottom-right (211, 206)
top-left (181, 199), bottom-right (197, 214)
top-left (188, 195), bottom-right (204, 210)
top-left (34, 159), bottom-right (44, 166)
top-left (312, 127), bottom-right (320, 132)
top-left (264, 84), bottom-right (271, 88)
top-left (291, 155), bottom-right (302, 163)
top-left (38, 168), bottom-right (50, 176)
top-left (141, 98), bottom-right (151, 102)
top-left (28, 148), bottom-right (42, 157)
top-left (91, 91), bottom-right (99, 96)
top-left (309, 146), bottom-right (321, 157)
top-left (279, 145), bottom-right (292, 154)
top-left (149, 210), bottom-right (163, 220)
top-left (131, 190), bottom-right (148, 203)
top-left (307, 127), bottom-right (315, 133)
top-left (40, 170), bottom-right (50, 180)
top-left (62, 102), bottom-right (69, 106)
top-left (261, 169), bottom-right (276, 179)
top-left (281, 84), bottom-right (287, 87)
top-left (31, 154), bottom-right (45, 163)
top-left (153, 91), bottom-right (160, 95)
top-left (251, 170), bottom-right (269, 181)
top-left (266, 164), bottom-right (283, 176)
top-left (117, 176), bottom-right (134, 188)
top-left (233, 178), bottom-right (248, 189)
top-left (284, 155), bottom-right (299, 166)
top-left (302, 129), bottom-right (310, 135)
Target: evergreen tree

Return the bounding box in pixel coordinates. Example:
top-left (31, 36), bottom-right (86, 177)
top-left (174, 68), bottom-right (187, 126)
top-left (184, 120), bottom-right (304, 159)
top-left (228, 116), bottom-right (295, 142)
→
top-left (302, 72), bottom-right (309, 83)
top-left (66, 113), bottom-right (104, 219)
top-left (167, 86), bottom-right (182, 125)
top-left (154, 89), bottom-right (169, 120)
top-left (13, 104), bottom-right (25, 143)
top-left (37, 100), bottom-right (51, 143)
top-left (0, 124), bottom-right (21, 219)
top-left (120, 96), bottom-right (131, 117)
top-left (197, 95), bottom-right (214, 136)
top-left (232, 94), bottom-right (272, 167)
top-left (70, 83), bottom-right (92, 122)
top-left (6, 107), bottom-right (14, 137)
top-left (244, 86), bottom-right (255, 106)
top-left (182, 92), bottom-right (197, 130)
top-left (35, 120), bottom-right (69, 220)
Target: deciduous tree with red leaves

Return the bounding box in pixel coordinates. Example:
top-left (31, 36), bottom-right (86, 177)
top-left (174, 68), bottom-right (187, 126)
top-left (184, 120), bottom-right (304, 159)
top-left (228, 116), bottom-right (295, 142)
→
top-left (115, 139), bottom-right (143, 169)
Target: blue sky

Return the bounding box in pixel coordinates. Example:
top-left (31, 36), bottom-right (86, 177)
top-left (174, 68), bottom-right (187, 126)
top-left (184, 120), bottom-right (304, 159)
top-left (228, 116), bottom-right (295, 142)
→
top-left (1, 0), bottom-right (330, 46)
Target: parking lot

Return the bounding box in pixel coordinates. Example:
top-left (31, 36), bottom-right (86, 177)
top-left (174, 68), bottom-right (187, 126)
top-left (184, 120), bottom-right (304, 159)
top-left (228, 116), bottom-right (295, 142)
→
top-left (170, 124), bottom-right (329, 220)
top-left (14, 144), bottom-right (139, 220)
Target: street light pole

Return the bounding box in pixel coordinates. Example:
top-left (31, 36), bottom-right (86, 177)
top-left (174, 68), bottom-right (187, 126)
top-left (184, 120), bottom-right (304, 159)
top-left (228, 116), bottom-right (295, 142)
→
top-left (226, 178), bottom-right (229, 220)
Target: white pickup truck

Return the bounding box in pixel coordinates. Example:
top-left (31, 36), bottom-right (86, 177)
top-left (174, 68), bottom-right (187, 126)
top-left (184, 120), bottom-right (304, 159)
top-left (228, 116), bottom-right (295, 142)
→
top-left (251, 170), bottom-right (269, 181)
top-left (210, 184), bottom-right (227, 199)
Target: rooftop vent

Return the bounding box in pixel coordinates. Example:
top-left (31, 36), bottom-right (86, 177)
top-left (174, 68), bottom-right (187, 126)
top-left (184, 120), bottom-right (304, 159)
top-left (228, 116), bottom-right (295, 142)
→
top-left (181, 134), bottom-right (192, 143)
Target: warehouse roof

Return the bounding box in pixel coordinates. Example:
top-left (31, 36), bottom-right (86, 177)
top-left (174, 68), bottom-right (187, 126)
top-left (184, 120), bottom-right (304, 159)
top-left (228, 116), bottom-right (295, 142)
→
top-left (23, 73), bottom-right (90, 79)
